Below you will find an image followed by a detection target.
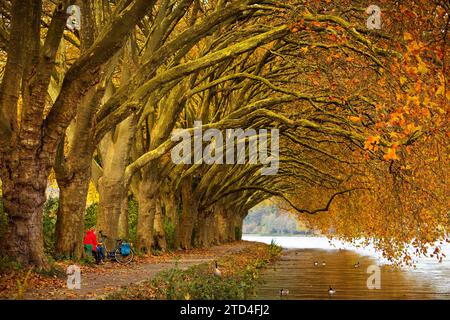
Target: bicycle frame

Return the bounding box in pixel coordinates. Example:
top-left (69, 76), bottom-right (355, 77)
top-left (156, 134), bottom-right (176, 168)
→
top-left (98, 231), bottom-right (132, 263)
top-left (98, 236), bottom-right (114, 257)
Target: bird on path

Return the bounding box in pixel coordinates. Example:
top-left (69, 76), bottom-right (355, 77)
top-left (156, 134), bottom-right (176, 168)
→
top-left (214, 261), bottom-right (222, 277)
top-left (280, 289), bottom-right (289, 296)
top-left (280, 289), bottom-right (289, 299)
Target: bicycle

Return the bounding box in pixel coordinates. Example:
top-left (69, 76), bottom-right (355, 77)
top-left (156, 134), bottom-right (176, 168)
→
top-left (97, 230), bottom-right (135, 265)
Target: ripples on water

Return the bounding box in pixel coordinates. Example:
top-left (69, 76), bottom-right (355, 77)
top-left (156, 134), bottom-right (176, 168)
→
top-left (243, 235), bottom-right (450, 300)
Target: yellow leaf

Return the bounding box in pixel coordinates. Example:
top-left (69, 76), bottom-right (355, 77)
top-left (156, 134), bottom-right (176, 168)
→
top-left (417, 56), bottom-right (429, 74)
top-left (436, 73), bottom-right (445, 96)
top-left (364, 135), bottom-right (380, 151)
top-left (87, 181), bottom-right (99, 206)
top-left (383, 147), bottom-right (398, 161)
top-left (400, 76), bottom-right (407, 85)
top-left (403, 32), bottom-right (413, 41)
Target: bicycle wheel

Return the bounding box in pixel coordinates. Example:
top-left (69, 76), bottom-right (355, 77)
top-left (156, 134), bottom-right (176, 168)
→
top-left (115, 248), bottom-right (134, 265)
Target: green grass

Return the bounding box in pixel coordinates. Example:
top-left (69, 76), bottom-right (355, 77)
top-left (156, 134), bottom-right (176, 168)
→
top-left (163, 216), bottom-right (176, 251)
top-left (0, 255), bottom-right (23, 273)
top-left (268, 239), bottom-right (283, 256)
top-left (152, 262), bottom-right (262, 300)
top-left (108, 261), bottom-right (264, 300)
top-left (107, 244), bottom-right (281, 300)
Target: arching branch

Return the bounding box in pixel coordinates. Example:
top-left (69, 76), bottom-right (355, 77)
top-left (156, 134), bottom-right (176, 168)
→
top-left (203, 185), bottom-right (367, 215)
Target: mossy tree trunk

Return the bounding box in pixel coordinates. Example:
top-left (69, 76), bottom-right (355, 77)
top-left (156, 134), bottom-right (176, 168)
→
top-left (175, 177), bottom-right (198, 250)
top-left (135, 170), bottom-right (160, 253)
top-left (97, 115), bottom-right (136, 249)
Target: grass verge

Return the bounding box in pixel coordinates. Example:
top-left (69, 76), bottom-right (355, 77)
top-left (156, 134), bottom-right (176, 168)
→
top-left (107, 241), bottom-right (282, 300)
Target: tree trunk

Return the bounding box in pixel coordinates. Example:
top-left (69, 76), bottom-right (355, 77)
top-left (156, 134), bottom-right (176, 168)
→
top-left (175, 178), bottom-right (198, 250)
top-left (231, 211), bottom-right (244, 241)
top-left (118, 195), bottom-right (129, 240)
top-left (97, 115), bottom-right (136, 249)
top-left (193, 208), bottom-right (217, 247)
top-left (193, 211), bottom-right (206, 247)
top-left (161, 190), bottom-right (178, 250)
top-left (0, 155), bottom-right (49, 267)
top-left (55, 171), bottom-right (90, 259)
top-left (152, 197), bottom-right (167, 251)
top-left (136, 176), bottom-right (159, 253)
top-left (222, 208), bottom-right (237, 242)
top-left (215, 205), bottom-right (228, 244)
top-left (54, 82), bottom-right (101, 258)
top-left (97, 177), bottom-right (126, 249)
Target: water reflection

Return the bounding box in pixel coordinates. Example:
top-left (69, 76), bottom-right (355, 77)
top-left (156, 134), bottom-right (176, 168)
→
top-left (243, 236), bottom-right (450, 300)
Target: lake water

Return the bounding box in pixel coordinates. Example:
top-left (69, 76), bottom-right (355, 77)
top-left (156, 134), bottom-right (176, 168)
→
top-left (243, 235), bottom-right (450, 300)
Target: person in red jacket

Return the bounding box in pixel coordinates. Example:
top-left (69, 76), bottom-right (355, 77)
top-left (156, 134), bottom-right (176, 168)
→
top-left (83, 227), bottom-right (99, 262)
top-left (83, 228), bottom-right (97, 251)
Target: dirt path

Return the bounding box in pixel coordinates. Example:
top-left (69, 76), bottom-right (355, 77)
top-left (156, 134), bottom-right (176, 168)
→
top-left (23, 241), bottom-right (254, 300)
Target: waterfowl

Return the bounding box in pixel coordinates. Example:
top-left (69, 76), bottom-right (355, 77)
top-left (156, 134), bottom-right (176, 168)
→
top-left (214, 261), bottom-right (222, 277)
top-left (328, 286), bottom-right (336, 295)
top-left (280, 289), bottom-right (289, 296)
top-left (314, 261), bottom-right (319, 266)
top-left (354, 262), bottom-right (361, 268)
top-left (322, 261), bottom-right (326, 266)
